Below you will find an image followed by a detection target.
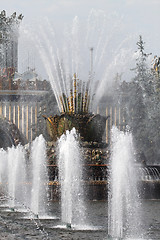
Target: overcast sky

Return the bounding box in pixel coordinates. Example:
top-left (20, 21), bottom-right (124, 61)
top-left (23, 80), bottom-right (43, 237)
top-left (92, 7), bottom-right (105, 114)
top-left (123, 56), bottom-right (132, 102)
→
top-left (1, 0), bottom-right (159, 36)
top-left (1, 0), bottom-right (160, 97)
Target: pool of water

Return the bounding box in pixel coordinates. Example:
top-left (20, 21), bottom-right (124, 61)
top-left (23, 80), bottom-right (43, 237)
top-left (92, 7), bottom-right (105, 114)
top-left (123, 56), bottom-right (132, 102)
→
top-left (0, 199), bottom-right (159, 239)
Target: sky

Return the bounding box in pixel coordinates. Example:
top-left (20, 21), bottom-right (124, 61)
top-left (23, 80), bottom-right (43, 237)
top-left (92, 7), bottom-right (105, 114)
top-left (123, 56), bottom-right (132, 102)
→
top-left (0, 0), bottom-right (160, 99)
top-left (1, 0), bottom-right (159, 37)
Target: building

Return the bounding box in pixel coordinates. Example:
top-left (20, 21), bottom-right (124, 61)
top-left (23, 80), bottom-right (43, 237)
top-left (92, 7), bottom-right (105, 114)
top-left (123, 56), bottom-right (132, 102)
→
top-left (0, 10), bottom-right (23, 88)
top-left (0, 11), bottom-right (55, 144)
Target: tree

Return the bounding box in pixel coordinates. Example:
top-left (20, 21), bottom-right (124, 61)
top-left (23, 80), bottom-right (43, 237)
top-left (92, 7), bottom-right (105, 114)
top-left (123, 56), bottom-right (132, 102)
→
top-left (123, 36), bottom-right (160, 164)
top-left (132, 35), bottom-right (152, 96)
top-left (117, 36), bottom-right (154, 163)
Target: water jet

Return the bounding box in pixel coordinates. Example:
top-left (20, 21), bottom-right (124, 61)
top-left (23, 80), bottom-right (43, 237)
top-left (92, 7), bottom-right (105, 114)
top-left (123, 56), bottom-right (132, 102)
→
top-left (0, 9), bottom-right (160, 240)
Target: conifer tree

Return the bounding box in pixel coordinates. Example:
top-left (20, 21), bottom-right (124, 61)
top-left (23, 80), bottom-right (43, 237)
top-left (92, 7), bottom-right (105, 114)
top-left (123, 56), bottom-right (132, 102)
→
top-left (121, 36), bottom-right (151, 162)
top-left (133, 35), bottom-right (152, 95)
top-left (117, 36), bottom-right (160, 163)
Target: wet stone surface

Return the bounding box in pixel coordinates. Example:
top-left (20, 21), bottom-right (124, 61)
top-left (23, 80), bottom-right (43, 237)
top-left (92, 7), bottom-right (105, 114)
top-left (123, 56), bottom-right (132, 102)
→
top-left (0, 200), bottom-right (107, 240)
top-left (0, 199), bottom-right (160, 239)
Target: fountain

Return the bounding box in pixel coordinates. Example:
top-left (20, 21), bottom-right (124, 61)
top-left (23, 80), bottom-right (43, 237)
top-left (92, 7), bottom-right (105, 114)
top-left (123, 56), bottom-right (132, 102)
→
top-left (0, 135), bottom-right (49, 219)
top-left (58, 128), bottom-right (86, 229)
top-left (0, 148), bottom-right (7, 184)
top-left (7, 145), bottom-right (27, 209)
top-left (0, 9), bottom-right (160, 240)
top-left (108, 126), bottom-right (142, 239)
top-left (31, 13), bottom-right (160, 239)
top-left (30, 134), bottom-right (49, 218)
